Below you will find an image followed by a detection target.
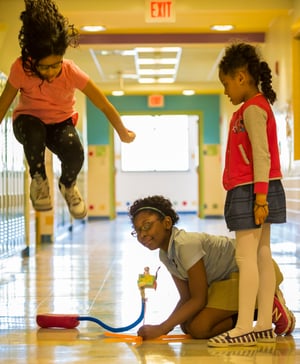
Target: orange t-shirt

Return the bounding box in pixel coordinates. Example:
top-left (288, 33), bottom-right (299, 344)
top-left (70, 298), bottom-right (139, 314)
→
top-left (8, 57), bottom-right (89, 124)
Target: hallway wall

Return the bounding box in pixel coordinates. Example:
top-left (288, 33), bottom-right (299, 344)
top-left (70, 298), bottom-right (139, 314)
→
top-left (86, 94), bottom-right (223, 217)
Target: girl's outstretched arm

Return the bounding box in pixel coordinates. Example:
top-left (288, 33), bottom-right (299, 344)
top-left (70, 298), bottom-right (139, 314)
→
top-left (82, 79), bottom-right (135, 143)
top-left (137, 259), bottom-right (208, 340)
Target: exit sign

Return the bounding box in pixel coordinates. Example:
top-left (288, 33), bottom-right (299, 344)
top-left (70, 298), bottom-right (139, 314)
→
top-left (145, 0), bottom-right (176, 23)
top-left (148, 94), bottom-right (164, 107)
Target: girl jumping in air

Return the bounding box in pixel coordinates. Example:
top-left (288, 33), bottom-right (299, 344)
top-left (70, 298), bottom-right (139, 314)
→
top-left (0, 0), bottom-right (135, 219)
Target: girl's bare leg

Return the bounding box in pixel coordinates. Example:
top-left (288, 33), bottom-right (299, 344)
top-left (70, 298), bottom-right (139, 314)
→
top-left (184, 307), bottom-right (236, 339)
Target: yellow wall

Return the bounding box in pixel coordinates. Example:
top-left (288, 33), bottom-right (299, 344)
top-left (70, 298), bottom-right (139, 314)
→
top-left (291, 3), bottom-right (300, 162)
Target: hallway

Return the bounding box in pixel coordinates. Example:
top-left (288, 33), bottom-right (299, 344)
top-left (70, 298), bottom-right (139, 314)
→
top-left (0, 215), bottom-right (299, 363)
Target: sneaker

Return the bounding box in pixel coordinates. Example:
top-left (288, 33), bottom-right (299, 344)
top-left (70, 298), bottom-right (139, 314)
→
top-left (30, 173), bottom-right (52, 211)
top-left (207, 331), bottom-right (257, 348)
top-left (255, 328), bottom-right (276, 343)
top-left (59, 182), bottom-right (87, 219)
top-left (285, 310), bottom-right (296, 335)
top-left (273, 288), bottom-right (294, 336)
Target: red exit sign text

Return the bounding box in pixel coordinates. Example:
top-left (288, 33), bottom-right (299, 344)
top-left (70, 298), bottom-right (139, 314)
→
top-left (145, 0), bottom-right (176, 23)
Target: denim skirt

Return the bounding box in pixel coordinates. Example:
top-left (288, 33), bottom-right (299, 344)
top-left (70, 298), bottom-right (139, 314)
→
top-left (224, 180), bottom-right (286, 232)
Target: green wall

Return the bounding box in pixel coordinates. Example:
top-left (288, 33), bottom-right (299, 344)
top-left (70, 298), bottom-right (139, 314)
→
top-left (87, 94), bottom-right (220, 145)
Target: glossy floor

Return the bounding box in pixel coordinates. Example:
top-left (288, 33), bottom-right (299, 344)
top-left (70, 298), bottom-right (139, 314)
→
top-left (0, 215), bottom-right (299, 363)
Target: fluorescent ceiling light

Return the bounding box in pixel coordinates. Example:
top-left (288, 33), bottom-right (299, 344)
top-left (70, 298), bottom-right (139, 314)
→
top-left (134, 46), bottom-right (182, 84)
top-left (119, 50), bottom-right (136, 56)
top-left (157, 78), bottom-right (174, 83)
top-left (210, 24), bottom-right (234, 31)
top-left (91, 46), bottom-right (182, 86)
top-left (138, 69), bottom-right (176, 76)
top-left (95, 49), bottom-right (135, 56)
top-left (138, 78), bottom-right (156, 84)
top-left (139, 78), bottom-right (174, 84)
top-left (81, 25), bottom-right (106, 32)
top-left (137, 58), bottom-right (178, 65)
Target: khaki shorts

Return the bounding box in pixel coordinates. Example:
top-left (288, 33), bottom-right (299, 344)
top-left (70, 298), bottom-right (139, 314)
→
top-left (206, 260), bottom-right (283, 311)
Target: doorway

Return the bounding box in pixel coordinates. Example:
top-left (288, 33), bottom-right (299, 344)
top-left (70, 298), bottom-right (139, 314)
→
top-left (114, 114), bottom-right (199, 214)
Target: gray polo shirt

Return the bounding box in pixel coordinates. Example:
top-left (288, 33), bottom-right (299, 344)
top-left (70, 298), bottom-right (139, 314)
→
top-left (159, 227), bottom-right (238, 286)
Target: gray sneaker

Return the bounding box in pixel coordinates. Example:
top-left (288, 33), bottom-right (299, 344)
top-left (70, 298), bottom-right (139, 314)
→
top-left (59, 182), bottom-right (87, 219)
top-left (30, 173), bottom-right (52, 211)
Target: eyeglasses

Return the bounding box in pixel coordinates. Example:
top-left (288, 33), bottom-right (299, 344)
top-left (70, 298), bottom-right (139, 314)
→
top-left (36, 60), bottom-right (63, 71)
top-left (131, 219), bottom-right (160, 238)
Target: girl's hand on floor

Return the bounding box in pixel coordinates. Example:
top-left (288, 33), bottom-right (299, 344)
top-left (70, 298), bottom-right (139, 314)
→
top-left (137, 324), bottom-right (165, 340)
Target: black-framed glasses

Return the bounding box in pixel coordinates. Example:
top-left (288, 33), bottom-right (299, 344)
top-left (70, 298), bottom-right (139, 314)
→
top-left (131, 219), bottom-right (160, 238)
top-left (36, 60), bottom-right (63, 71)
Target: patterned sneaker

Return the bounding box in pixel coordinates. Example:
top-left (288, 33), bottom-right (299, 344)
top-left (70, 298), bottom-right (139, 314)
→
top-left (207, 331), bottom-right (257, 347)
top-left (255, 328), bottom-right (276, 343)
top-left (273, 288), bottom-right (294, 336)
top-left (285, 309), bottom-right (296, 336)
top-left (30, 173), bottom-right (52, 211)
top-left (59, 182), bottom-right (87, 219)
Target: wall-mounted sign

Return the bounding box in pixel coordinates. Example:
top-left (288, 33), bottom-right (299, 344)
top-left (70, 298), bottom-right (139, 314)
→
top-left (148, 94), bottom-right (165, 108)
top-left (145, 0), bottom-right (176, 23)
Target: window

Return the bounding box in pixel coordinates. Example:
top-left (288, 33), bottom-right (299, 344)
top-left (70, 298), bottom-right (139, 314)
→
top-left (120, 115), bottom-right (189, 172)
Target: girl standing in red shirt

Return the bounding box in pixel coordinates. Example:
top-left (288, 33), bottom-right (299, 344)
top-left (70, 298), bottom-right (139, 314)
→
top-left (208, 43), bottom-right (287, 347)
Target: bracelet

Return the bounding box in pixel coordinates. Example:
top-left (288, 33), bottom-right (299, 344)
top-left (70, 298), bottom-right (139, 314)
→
top-left (254, 202), bottom-right (268, 208)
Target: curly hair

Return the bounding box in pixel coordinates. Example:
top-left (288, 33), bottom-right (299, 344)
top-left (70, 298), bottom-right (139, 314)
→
top-left (219, 42), bottom-right (276, 104)
top-left (129, 195), bottom-right (179, 225)
top-left (18, 0), bottom-right (79, 74)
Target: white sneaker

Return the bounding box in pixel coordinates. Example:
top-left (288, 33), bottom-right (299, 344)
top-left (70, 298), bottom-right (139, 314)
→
top-left (30, 173), bottom-right (52, 211)
top-left (59, 182), bottom-right (87, 219)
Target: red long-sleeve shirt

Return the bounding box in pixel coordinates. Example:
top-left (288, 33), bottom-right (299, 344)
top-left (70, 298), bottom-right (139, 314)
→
top-left (223, 94), bottom-right (282, 194)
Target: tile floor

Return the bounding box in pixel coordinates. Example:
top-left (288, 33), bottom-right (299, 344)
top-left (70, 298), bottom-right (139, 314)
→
top-left (0, 214), bottom-right (299, 363)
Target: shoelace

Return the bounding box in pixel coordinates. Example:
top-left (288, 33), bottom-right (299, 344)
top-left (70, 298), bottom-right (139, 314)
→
top-left (65, 186), bottom-right (81, 206)
top-left (33, 174), bottom-right (49, 199)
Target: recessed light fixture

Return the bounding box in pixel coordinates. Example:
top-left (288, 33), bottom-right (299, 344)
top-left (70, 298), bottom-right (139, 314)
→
top-left (80, 25), bottom-right (106, 32)
top-left (210, 24), bottom-right (234, 32)
top-left (112, 90), bottom-right (124, 96)
top-left (182, 90), bottom-right (195, 96)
